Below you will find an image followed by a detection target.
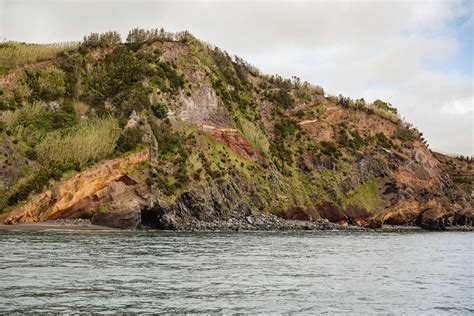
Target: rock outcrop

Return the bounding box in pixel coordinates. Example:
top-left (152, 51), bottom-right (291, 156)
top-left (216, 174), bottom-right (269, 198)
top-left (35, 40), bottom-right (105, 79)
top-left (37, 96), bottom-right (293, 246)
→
top-left (2, 150), bottom-right (150, 228)
top-left (0, 32), bottom-right (472, 231)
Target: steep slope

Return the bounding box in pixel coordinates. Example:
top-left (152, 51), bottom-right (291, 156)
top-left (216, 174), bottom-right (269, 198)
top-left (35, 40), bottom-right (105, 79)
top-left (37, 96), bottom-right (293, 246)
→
top-left (0, 30), bottom-right (472, 230)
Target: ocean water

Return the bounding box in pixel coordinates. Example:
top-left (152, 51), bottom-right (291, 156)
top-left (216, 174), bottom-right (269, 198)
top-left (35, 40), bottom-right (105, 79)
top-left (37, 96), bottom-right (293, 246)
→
top-left (0, 230), bottom-right (472, 314)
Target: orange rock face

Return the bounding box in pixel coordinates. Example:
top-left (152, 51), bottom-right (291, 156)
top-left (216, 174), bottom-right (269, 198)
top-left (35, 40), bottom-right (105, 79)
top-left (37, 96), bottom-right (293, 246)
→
top-left (201, 125), bottom-right (265, 162)
top-left (3, 150), bottom-right (150, 225)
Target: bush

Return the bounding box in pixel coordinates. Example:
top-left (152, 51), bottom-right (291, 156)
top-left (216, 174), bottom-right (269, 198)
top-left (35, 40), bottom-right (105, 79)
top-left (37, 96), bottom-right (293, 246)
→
top-left (375, 132), bottom-right (393, 148)
top-left (116, 127), bottom-right (143, 153)
top-left (83, 46), bottom-right (148, 103)
top-left (274, 118), bottom-right (299, 139)
top-left (82, 31), bottom-right (121, 49)
top-left (25, 148), bottom-right (38, 160)
top-left (338, 129), bottom-right (366, 150)
top-left (151, 101), bottom-right (168, 118)
top-left (151, 120), bottom-right (189, 160)
top-left (21, 108), bottom-right (77, 134)
top-left (126, 28), bottom-right (162, 46)
top-left (372, 99), bottom-right (397, 114)
top-left (267, 89), bottom-right (294, 109)
top-left (320, 141), bottom-right (341, 158)
top-left (159, 62), bottom-right (185, 91)
top-left (24, 67), bottom-right (66, 101)
top-left (6, 162), bottom-right (81, 206)
top-left (394, 126), bottom-right (415, 142)
top-left (112, 86), bottom-right (150, 120)
top-left (7, 168), bottom-right (52, 206)
top-left (36, 117), bottom-right (120, 165)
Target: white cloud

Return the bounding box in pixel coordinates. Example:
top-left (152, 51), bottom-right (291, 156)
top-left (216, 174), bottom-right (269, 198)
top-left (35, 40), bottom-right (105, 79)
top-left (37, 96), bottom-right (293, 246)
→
top-left (442, 95), bottom-right (474, 115)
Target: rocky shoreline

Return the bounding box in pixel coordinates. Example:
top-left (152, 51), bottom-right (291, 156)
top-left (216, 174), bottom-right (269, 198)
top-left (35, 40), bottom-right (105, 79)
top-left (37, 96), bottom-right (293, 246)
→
top-left (153, 212), bottom-right (347, 231)
top-left (0, 219), bottom-right (116, 231)
top-left (143, 212), bottom-right (473, 232)
top-left (4, 212), bottom-right (472, 232)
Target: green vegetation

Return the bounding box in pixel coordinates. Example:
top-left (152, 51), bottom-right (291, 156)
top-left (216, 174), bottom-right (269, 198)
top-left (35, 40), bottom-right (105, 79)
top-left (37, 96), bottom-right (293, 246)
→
top-left (337, 95), bottom-right (402, 124)
top-left (81, 31), bottom-right (121, 50)
top-left (319, 141), bottom-right (341, 158)
top-left (344, 178), bottom-right (383, 213)
top-left (0, 42), bottom-right (78, 70)
top-left (0, 28), bottom-right (431, 219)
top-left (271, 117), bottom-right (301, 169)
top-left (147, 120), bottom-right (192, 196)
top-left (24, 67), bottom-right (67, 101)
top-left (7, 164), bottom-right (78, 207)
top-left (236, 116), bottom-right (270, 155)
top-left (395, 124), bottom-right (417, 142)
top-left (338, 128), bottom-right (366, 151)
top-left (116, 126), bottom-right (144, 153)
top-left (151, 101), bottom-right (168, 118)
top-left (36, 117), bottom-right (120, 165)
top-left (375, 132), bottom-right (394, 148)
top-left (265, 89), bottom-right (294, 109)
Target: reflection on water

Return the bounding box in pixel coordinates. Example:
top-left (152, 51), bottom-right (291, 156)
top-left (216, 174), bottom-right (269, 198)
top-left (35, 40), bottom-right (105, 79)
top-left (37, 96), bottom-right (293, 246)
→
top-left (0, 230), bottom-right (473, 313)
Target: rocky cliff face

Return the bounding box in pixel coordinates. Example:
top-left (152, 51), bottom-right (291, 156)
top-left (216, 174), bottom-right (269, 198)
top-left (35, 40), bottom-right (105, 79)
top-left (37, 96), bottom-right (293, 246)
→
top-left (0, 31), bottom-right (472, 230)
top-left (1, 150), bottom-right (150, 229)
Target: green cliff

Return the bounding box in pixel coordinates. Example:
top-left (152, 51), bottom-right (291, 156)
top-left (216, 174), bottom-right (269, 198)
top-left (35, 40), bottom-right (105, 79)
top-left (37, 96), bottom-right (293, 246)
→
top-left (0, 29), bottom-right (472, 230)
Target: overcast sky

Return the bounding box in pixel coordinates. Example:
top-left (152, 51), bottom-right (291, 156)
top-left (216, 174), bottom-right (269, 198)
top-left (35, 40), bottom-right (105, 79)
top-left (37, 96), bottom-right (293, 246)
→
top-left (1, 0), bottom-right (473, 155)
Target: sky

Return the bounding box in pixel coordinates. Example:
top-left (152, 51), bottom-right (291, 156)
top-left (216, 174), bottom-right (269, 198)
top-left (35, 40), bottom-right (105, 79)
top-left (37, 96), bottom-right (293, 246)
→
top-left (1, 0), bottom-right (473, 155)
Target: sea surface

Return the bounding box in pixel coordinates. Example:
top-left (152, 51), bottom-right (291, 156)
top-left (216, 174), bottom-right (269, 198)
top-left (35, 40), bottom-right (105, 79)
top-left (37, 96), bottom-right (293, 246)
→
top-left (0, 230), bottom-right (472, 314)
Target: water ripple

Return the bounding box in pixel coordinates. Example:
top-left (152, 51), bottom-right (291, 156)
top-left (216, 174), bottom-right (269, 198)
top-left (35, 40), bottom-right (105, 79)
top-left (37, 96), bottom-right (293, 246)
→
top-left (0, 230), bottom-right (472, 314)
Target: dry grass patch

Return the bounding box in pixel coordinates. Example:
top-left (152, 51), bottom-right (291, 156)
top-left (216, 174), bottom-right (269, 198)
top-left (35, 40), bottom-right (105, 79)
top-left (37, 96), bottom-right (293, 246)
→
top-left (236, 116), bottom-right (270, 155)
top-left (0, 42), bottom-right (79, 69)
top-left (36, 116), bottom-right (120, 165)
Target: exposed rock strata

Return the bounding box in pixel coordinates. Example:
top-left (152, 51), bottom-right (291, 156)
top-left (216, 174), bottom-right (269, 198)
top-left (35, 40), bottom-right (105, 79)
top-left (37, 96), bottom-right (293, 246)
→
top-left (2, 150), bottom-right (150, 227)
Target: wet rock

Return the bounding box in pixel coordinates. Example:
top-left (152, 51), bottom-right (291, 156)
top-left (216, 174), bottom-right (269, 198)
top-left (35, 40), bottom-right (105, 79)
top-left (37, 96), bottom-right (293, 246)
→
top-left (280, 206), bottom-right (321, 221)
top-left (420, 208), bottom-right (447, 230)
top-left (316, 202), bottom-right (348, 224)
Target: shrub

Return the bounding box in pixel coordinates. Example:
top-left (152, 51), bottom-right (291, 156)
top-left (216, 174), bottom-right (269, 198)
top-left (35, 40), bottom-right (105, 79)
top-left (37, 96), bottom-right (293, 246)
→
top-left (116, 127), bottom-right (143, 153)
top-left (6, 162), bottom-right (81, 206)
top-left (375, 132), bottom-right (393, 148)
top-left (159, 62), bottom-right (185, 91)
top-left (24, 67), bottom-right (66, 101)
top-left (112, 86), bottom-right (150, 120)
top-left (0, 108), bottom-right (22, 129)
top-left (126, 28), bottom-right (161, 46)
top-left (82, 31), bottom-right (121, 49)
top-left (25, 148), bottom-right (38, 160)
top-left (83, 46), bottom-right (148, 103)
top-left (151, 101), bottom-right (168, 118)
top-left (22, 108), bottom-right (77, 134)
top-left (365, 102), bottom-right (401, 124)
top-left (268, 89), bottom-right (294, 109)
top-left (274, 117), bottom-right (299, 139)
top-left (36, 117), bottom-right (120, 165)
top-left (337, 95), bottom-right (354, 108)
top-left (151, 120), bottom-right (189, 160)
top-left (7, 168), bottom-right (52, 206)
top-left (394, 125), bottom-right (415, 142)
top-left (270, 117), bottom-right (301, 167)
top-left (320, 141), bottom-right (341, 158)
top-left (372, 99), bottom-right (397, 114)
top-left (338, 129), bottom-right (366, 150)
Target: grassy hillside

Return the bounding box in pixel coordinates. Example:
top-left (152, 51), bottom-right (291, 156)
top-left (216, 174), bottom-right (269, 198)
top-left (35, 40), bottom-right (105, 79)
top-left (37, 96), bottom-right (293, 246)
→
top-left (0, 29), bottom-right (471, 228)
